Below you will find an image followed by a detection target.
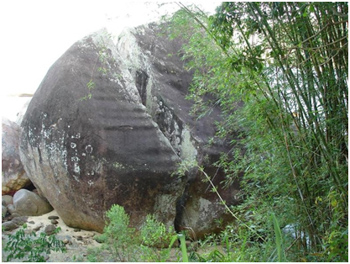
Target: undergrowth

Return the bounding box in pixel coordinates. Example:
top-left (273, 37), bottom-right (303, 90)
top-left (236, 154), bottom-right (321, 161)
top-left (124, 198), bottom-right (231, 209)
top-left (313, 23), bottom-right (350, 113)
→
top-left (3, 224), bottom-right (66, 262)
top-left (85, 204), bottom-right (188, 262)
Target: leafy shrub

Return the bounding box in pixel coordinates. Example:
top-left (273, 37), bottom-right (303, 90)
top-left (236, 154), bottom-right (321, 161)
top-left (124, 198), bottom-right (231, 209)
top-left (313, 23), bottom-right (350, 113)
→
top-left (87, 204), bottom-right (188, 262)
top-left (4, 224), bottom-right (66, 262)
top-left (102, 204), bottom-right (139, 261)
top-left (141, 214), bottom-right (175, 247)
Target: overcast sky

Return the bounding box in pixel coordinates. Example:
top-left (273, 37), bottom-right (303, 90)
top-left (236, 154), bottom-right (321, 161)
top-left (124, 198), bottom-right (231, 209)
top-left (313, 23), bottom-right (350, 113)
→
top-left (0, 0), bottom-right (220, 96)
top-left (0, 0), bottom-right (221, 121)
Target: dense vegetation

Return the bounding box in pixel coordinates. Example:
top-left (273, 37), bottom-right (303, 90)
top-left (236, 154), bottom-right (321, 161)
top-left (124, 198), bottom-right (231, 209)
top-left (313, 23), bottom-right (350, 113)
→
top-left (164, 2), bottom-right (348, 262)
top-left (4, 224), bottom-right (66, 262)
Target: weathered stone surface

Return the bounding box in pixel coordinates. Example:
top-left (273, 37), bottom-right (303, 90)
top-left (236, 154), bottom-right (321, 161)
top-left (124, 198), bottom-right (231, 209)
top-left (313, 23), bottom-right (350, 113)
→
top-left (2, 216), bottom-right (28, 231)
top-left (13, 189), bottom-right (53, 216)
top-left (19, 23), bottom-right (241, 237)
top-left (117, 23), bottom-right (241, 238)
top-left (2, 118), bottom-right (32, 195)
top-left (20, 29), bottom-right (183, 232)
top-left (2, 195), bottom-right (13, 206)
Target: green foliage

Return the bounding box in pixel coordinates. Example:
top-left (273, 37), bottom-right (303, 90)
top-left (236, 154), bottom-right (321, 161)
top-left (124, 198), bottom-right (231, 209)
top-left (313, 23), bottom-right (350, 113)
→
top-left (178, 233), bottom-right (189, 262)
top-left (4, 224), bottom-right (66, 262)
top-left (139, 214), bottom-right (179, 262)
top-left (140, 214), bottom-right (174, 247)
top-left (271, 212), bottom-right (286, 262)
top-left (166, 2), bottom-right (348, 261)
top-left (102, 204), bottom-right (138, 262)
top-left (87, 204), bottom-right (190, 262)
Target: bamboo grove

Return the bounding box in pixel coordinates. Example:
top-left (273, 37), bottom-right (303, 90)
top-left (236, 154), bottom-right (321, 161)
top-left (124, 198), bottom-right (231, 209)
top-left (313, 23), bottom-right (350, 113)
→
top-left (166, 2), bottom-right (348, 261)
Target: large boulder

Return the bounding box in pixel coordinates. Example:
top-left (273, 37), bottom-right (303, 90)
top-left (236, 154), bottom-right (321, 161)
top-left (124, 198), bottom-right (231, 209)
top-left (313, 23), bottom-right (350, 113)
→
top-left (13, 189), bottom-right (53, 216)
top-left (16, 97), bottom-right (32, 125)
top-left (19, 28), bottom-right (183, 232)
top-left (2, 118), bottom-right (32, 195)
top-left (19, 23), bottom-right (241, 237)
top-left (117, 24), bottom-right (241, 238)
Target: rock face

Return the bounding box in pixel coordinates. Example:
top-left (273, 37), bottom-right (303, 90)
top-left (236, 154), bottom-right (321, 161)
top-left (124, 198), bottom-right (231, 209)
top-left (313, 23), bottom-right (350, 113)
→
top-left (13, 189), bottom-right (53, 216)
top-left (117, 24), bottom-right (241, 237)
top-left (19, 28), bottom-right (183, 232)
top-left (19, 23), bottom-right (240, 236)
top-left (2, 118), bottom-right (32, 195)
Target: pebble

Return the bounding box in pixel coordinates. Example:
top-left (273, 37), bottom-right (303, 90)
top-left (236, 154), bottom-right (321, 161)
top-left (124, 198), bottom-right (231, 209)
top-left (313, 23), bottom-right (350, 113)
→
top-left (33, 224), bottom-right (43, 232)
top-left (48, 215), bottom-right (59, 220)
top-left (74, 228), bottom-right (81, 232)
top-left (44, 224), bottom-right (57, 235)
top-left (51, 219), bottom-right (59, 225)
top-left (2, 221), bottom-right (18, 231)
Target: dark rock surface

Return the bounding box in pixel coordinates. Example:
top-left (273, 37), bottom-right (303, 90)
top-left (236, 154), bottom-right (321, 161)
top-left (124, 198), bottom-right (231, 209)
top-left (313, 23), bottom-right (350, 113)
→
top-left (2, 118), bottom-right (32, 195)
top-left (118, 24), bottom-right (241, 237)
top-left (19, 23), bottom-right (241, 237)
top-left (20, 29), bottom-right (183, 232)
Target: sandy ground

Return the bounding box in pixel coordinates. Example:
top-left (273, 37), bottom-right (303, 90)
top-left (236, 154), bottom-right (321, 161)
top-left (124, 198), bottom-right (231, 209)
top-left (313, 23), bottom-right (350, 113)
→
top-left (2, 210), bottom-right (102, 262)
top-left (2, 210), bottom-right (224, 262)
top-left (2, 210), bottom-right (184, 262)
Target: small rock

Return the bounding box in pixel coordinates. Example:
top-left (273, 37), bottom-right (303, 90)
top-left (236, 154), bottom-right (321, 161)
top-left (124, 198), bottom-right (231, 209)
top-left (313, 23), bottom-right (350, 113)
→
top-left (2, 195), bottom-right (13, 206)
top-left (76, 236), bottom-right (83, 241)
top-left (28, 221), bottom-right (35, 224)
top-left (11, 216), bottom-right (28, 226)
top-left (62, 239), bottom-right (69, 244)
top-left (2, 216), bottom-right (27, 231)
top-left (51, 219), bottom-right (58, 225)
top-left (2, 205), bottom-right (7, 218)
top-left (74, 228), bottom-right (81, 232)
top-left (48, 215), bottom-right (59, 220)
top-left (13, 189), bottom-right (53, 216)
top-left (44, 224), bottom-right (57, 235)
top-left (33, 224), bottom-right (43, 232)
top-left (2, 221), bottom-right (18, 231)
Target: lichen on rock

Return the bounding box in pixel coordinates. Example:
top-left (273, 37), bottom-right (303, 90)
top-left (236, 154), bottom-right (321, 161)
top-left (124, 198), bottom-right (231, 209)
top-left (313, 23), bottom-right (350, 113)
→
top-left (19, 23), bottom-right (241, 237)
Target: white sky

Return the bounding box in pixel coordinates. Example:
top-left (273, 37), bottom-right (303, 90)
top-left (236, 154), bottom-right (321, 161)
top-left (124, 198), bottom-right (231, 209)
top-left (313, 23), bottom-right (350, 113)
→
top-left (0, 0), bottom-right (221, 96)
top-left (0, 0), bottom-right (221, 121)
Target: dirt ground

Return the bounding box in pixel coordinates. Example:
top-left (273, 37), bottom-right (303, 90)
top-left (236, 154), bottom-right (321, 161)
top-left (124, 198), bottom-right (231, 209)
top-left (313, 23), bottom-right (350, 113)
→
top-left (2, 210), bottom-right (102, 262)
top-left (2, 210), bottom-right (227, 262)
